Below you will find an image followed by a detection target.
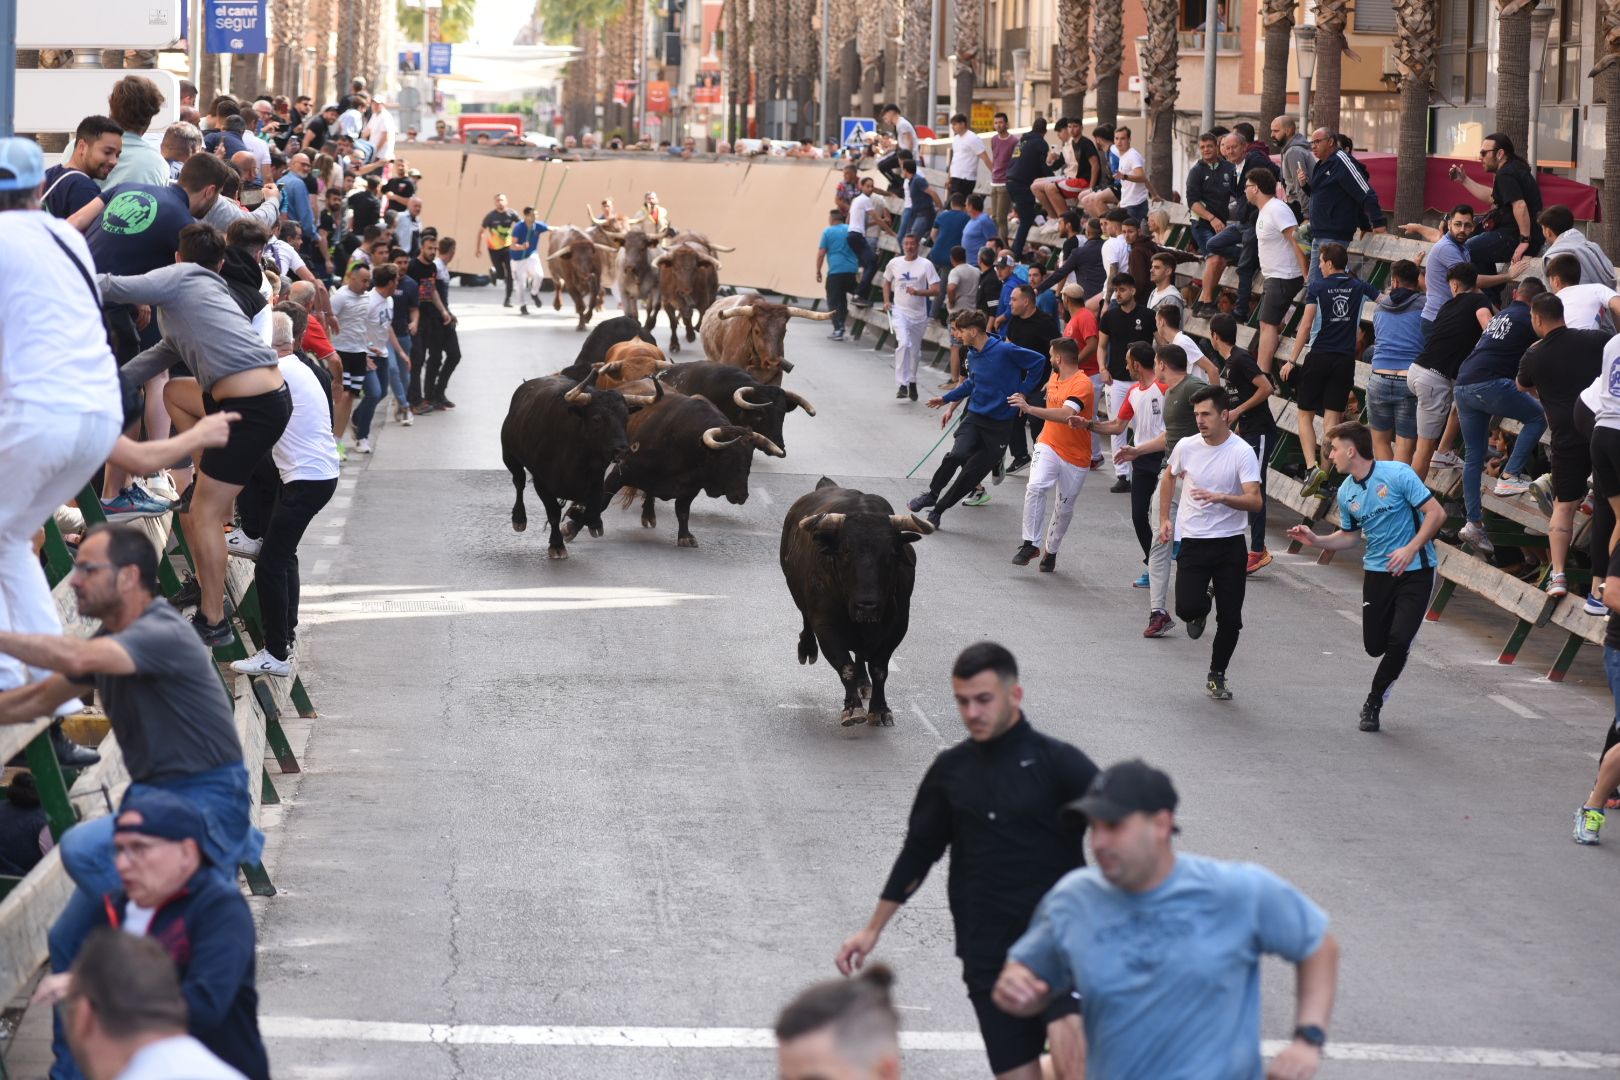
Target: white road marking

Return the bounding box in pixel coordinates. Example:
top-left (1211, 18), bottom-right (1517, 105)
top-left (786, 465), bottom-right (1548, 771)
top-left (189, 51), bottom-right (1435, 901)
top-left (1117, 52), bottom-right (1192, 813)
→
top-left (754, 487), bottom-right (772, 506)
top-left (318, 535), bottom-right (342, 546)
top-left (906, 700), bottom-right (946, 744)
top-left (324, 517), bottom-right (346, 529)
top-left (1335, 608), bottom-right (1361, 626)
top-left (257, 1017), bottom-right (1620, 1067)
top-left (1489, 693), bottom-right (1542, 720)
top-left (311, 560), bottom-right (332, 577)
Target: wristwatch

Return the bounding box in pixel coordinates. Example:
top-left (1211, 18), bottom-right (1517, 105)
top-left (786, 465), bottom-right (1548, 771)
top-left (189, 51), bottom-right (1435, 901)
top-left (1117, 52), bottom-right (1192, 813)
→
top-left (1292, 1025), bottom-right (1327, 1049)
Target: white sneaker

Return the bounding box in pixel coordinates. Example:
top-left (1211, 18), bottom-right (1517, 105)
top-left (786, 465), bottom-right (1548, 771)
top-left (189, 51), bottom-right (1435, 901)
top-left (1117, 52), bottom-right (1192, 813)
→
top-left (400, 410), bottom-right (414, 427)
top-left (225, 531), bottom-right (262, 560)
top-left (356, 438), bottom-right (373, 454)
top-left (1431, 450), bottom-right (1464, 469)
top-left (1458, 520), bottom-right (1495, 555)
top-left (230, 649), bottom-right (292, 678)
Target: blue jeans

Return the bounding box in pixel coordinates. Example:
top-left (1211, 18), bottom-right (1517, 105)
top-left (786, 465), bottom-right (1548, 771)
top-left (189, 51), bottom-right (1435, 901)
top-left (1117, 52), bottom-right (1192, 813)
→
top-left (1454, 377), bottom-right (1548, 524)
top-left (1606, 645), bottom-right (1620, 734)
top-left (49, 763), bottom-right (259, 1080)
top-left (389, 334), bottom-right (413, 410)
top-left (1467, 229), bottom-right (1521, 304)
top-left (352, 356), bottom-right (385, 439)
top-left (1367, 372), bottom-right (1419, 440)
top-left (1191, 221), bottom-right (1216, 255)
top-left (1206, 223), bottom-right (1257, 317)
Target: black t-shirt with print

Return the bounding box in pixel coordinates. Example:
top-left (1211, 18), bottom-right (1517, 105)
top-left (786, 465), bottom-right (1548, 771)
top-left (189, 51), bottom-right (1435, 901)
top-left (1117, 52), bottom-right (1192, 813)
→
top-left (1413, 291), bottom-right (1491, 380)
top-left (1222, 345), bottom-right (1276, 437)
top-left (482, 209), bottom-right (521, 250)
top-left (347, 191), bottom-right (382, 234)
top-left (86, 183), bottom-right (194, 276)
top-left (1099, 302), bottom-right (1154, 380)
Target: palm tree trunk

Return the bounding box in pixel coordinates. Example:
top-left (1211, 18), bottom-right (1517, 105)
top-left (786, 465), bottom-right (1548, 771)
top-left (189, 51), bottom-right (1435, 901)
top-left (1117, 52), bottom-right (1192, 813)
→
top-left (1311, 0), bottom-right (1349, 132)
top-left (791, 0), bottom-right (816, 138)
top-left (903, 0), bottom-right (931, 122)
top-left (1596, 1), bottom-right (1620, 255)
top-left (830, 0), bottom-right (857, 135)
top-left (337, 0), bottom-right (358, 98)
top-left (1093, 0), bottom-right (1122, 127)
top-left (1258, 0), bottom-right (1294, 128)
top-left (951, 0), bottom-right (980, 117)
top-left (1495, 0), bottom-right (1535, 157)
top-left (883, 4), bottom-right (903, 116)
top-left (312, 0), bottom-right (332, 106)
top-left (858, 3), bottom-right (883, 119)
top-left (1142, 0), bottom-right (1179, 196)
top-left (1393, 0), bottom-right (1438, 224)
top-left (1057, 0), bottom-right (1090, 118)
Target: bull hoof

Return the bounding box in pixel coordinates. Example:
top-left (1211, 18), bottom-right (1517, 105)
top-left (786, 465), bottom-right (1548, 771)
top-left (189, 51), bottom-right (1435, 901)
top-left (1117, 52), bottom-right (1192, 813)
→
top-left (588, 524), bottom-right (604, 538)
top-left (547, 546), bottom-right (569, 560)
top-left (513, 520), bottom-right (527, 533)
top-left (867, 710), bottom-right (894, 728)
top-left (839, 705), bottom-right (869, 727)
top-left (561, 520), bottom-right (582, 541)
top-left (641, 514), bottom-right (657, 529)
top-left (685, 330), bottom-right (696, 342)
top-left (677, 535), bottom-right (698, 548)
top-left (797, 633), bottom-right (817, 664)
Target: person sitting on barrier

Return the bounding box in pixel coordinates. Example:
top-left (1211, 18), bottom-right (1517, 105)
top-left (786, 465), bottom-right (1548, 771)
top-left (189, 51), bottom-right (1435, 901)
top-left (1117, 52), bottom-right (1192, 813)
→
top-left (34, 790), bottom-right (268, 1080)
top-left (54, 930), bottom-right (245, 1080)
top-left (0, 522), bottom-right (259, 1080)
top-left (0, 771), bottom-right (52, 876)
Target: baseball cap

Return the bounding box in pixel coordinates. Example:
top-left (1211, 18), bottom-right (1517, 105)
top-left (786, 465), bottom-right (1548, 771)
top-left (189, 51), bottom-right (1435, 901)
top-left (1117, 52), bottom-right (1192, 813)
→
top-left (1063, 759), bottom-right (1179, 826)
top-left (1061, 282), bottom-right (1085, 300)
top-left (995, 252), bottom-right (1017, 268)
top-left (407, 168), bottom-right (422, 178)
top-left (115, 788), bottom-right (212, 859)
top-left (0, 137), bottom-right (45, 193)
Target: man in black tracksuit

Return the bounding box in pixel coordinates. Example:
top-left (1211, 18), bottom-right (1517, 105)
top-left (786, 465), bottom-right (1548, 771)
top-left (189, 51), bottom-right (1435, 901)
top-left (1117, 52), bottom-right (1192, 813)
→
top-left (836, 642), bottom-right (1099, 1080)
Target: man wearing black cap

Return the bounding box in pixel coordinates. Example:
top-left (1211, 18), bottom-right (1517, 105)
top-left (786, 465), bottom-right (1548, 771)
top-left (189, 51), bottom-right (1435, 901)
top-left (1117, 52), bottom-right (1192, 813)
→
top-left (835, 641), bottom-right (1098, 1080)
top-left (994, 759), bottom-right (1340, 1080)
top-left (32, 789), bottom-right (268, 1080)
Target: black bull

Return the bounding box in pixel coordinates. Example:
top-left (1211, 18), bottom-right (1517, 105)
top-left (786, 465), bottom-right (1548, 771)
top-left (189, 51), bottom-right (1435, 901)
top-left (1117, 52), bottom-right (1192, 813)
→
top-left (657, 361), bottom-right (816, 452)
top-left (779, 478), bottom-right (934, 727)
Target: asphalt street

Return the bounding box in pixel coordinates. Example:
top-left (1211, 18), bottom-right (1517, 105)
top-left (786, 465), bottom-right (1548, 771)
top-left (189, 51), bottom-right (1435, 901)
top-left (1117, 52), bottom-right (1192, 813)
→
top-left (244, 281), bottom-right (1620, 1079)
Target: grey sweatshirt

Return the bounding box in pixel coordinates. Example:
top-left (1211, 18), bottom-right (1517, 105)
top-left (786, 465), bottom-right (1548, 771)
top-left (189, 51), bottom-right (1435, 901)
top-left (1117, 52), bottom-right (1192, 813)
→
top-left (99, 263), bottom-right (279, 391)
top-left (202, 194), bottom-right (279, 234)
top-left (1545, 228), bottom-right (1617, 289)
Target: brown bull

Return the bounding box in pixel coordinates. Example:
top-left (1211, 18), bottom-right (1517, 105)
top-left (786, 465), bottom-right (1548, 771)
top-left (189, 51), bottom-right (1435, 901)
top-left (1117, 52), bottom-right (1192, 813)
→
top-left (544, 226), bottom-right (616, 331)
top-left (660, 230), bottom-right (735, 256)
top-left (614, 229), bottom-right (662, 328)
top-left (699, 294), bottom-right (832, 386)
top-left (594, 340), bottom-right (672, 389)
top-left (653, 242), bottom-right (723, 355)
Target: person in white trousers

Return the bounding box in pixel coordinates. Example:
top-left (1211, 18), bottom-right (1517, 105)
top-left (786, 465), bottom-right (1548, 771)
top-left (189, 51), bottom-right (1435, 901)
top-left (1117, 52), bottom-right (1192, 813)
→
top-left (1009, 337), bottom-right (1096, 572)
top-left (882, 233), bottom-right (940, 401)
top-left (0, 139), bottom-right (124, 735)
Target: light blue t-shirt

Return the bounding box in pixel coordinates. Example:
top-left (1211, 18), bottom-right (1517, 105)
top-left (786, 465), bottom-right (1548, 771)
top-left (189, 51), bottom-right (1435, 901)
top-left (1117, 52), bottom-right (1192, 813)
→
top-left (1421, 233), bottom-right (1468, 321)
top-left (819, 225), bottom-right (859, 275)
top-left (1336, 460), bottom-right (1438, 573)
top-left (962, 213), bottom-right (997, 264)
top-left (1009, 854), bottom-right (1328, 1080)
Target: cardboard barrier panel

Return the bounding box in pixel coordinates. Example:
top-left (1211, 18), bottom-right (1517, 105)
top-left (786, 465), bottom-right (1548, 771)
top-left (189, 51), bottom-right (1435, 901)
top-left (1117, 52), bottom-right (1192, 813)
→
top-left (401, 145), bottom-right (466, 257)
top-left (729, 163), bottom-right (843, 295)
top-left (452, 156), bottom-right (551, 273)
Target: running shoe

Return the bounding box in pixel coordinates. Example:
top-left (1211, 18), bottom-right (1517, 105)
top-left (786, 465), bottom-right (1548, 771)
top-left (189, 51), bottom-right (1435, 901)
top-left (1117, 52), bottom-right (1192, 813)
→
top-left (1527, 473), bottom-right (1556, 517)
top-left (415, 401), bottom-right (437, 415)
top-left (1186, 613), bottom-right (1207, 640)
top-left (963, 489), bottom-right (992, 507)
top-left (909, 382), bottom-right (918, 401)
top-left (907, 491), bottom-right (937, 512)
top-left (231, 649), bottom-right (292, 678)
top-left (335, 442), bottom-right (348, 463)
top-left (1110, 477), bottom-right (1131, 494)
top-left (895, 386), bottom-right (908, 399)
top-left (1012, 541), bottom-right (1039, 566)
top-left (991, 458), bottom-right (1006, 486)
top-left (1090, 454), bottom-right (1104, 470)
top-left (1143, 610), bottom-right (1174, 638)
top-left (1192, 300), bottom-right (1221, 319)
top-left (401, 410), bottom-right (414, 427)
top-left (226, 531), bottom-right (262, 560)
top-left (1492, 472), bottom-right (1532, 497)
top-left (1132, 572), bottom-right (1150, 589)
top-left (356, 438), bottom-right (373, 455)
top-left (1359, 698), bottom-right (1381, 732)
top-left (1430, 450), bottom-right (1464, 469)
top-left (1206, 671), bottom-right (1233, 700)
top-left (830, 331), bottom-right (845, 341)
top-left (191, 613), bottom-right (233, 648)
top-left (435, 397), bottom-right (457, 409)
top-left (925, 508), bottom-right (943, 529)
top-left (128, 480), bottom-right (172, 509)
top-left (1458, 520), bottom-right (1495, 555)
top-left (519, 305), bottom-right (529, 315)
top-left (1574, 807), bottom-right (1605, 845)
top-left (1246, 550), bottom-right (1273, 574)
top-left (1006, 455), bottom-right (1032, 475)
top-left (1545, 571), bottom-right (1568, 599)
top-left (1300, 465), bottom-right (1329, 498)
top-left (100, 486), bottom-right (172, 522)
top-left (1586, 589), bottom-right (1609, 617)
top-left (168, 572), bottom-right (201, 610)
top-left (172, 479), bottom-right (196, 513)
top-left (1039, 553), bottom-right (1056, 573)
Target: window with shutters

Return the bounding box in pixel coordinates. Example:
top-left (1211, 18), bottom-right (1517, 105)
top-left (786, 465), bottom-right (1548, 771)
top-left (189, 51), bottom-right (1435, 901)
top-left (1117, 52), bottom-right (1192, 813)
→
top-left (1353, 0), bottom-right (1397, 35)
top-left (1436, 0), bottom-right (1490, 103)
top-left (1539, 0), bottom-right (1583, 105)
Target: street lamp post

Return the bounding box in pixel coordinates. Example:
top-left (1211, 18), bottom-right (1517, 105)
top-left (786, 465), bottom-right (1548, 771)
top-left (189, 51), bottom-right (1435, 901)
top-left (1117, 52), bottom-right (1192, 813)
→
top-left (1202, 1), bottom-right (1217, 135)
top-left (1526, 3), bottom-right (1554, 168)
top-left (927, 0), bottom-right (940, 130)
top-left (1293, 24), bottom-right (1317, 130)
top-left (819, 0), bottom-right (830, 143)
top-left (1011, 47), bottom-right (1029, 128)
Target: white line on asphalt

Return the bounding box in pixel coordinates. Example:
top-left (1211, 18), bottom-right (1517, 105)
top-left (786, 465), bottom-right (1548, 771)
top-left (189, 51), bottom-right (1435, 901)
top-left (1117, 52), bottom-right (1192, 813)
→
top-left (319, 535), bottom-right (342, 546)
top-left (256, 1017), bottom-right (1620, 1067)
top-left (312, 560), bottom-right (332, 577)
top-left (907, 700), bottom-right (946, 744)
top-left (1488, 694), bottom-right (1542, 720)
top-left (1335, 608), bottom-right (1361, 626)
top-left (325, 517), bottom-right (346, 529)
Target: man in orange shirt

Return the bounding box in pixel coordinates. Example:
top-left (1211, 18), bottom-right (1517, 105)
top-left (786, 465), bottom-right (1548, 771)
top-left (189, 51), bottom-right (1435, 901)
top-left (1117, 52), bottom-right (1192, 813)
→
top-left (1060, 282), bottom-right (1102, 464)
top-left (1010, 336), bottom-right (1096, 572)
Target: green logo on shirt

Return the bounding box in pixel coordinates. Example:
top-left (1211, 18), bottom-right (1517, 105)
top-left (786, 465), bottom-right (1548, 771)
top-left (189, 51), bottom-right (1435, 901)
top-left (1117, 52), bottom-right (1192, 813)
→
top-left (101, 191), bottom-right (159, 236)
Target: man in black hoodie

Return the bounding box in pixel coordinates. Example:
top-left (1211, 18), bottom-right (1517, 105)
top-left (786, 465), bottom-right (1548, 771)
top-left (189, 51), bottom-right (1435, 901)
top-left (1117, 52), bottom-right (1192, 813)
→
top-left (1006, 117), bottom-right (1053, 257)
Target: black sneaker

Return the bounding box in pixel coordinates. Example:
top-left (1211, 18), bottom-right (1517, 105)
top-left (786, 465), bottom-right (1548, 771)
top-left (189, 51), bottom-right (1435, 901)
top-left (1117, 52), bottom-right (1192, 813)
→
top-left (1109, 477), bottom-right (1131, 494)
top-left (503, 298), bottom-right (513, 308)
top-left (1193, 300), bottom-right (1220, 319)
top-left (415, 401), bottom-right (437, 415)
top-left (51, 721), bottom-right (101, 768)
top-left (1006, 455), bottom-right (1032, 474)
top-left (1206, 671), bottom-right (1233, 700)
top-left (907, 491), bottom-right (937, 512)
top-left (1012, 541), bottom-right (1039, 566)
top-left (1186, 614), bottom-right (1207, 640)
top-left (1038, 553), bottom-right (1057, 573)
top-left (896, 386), bottom-right (908, 399)
top-left (169, 572), bottom-right (201, 610)
top-left (1359, 698), bottom-right (1382, 732)
top-left (908, 382), bottom-right (918, 401)
top-left (519, 305), bottom-right (529, 315)
top-left (435, 397), bottom-right (457, 409)
top-left (172, 479), bottom-right (196, 515)
top-left (925, 508), bottom-right (943, 529)
top-left (191, 613), bottom-right (233, 648)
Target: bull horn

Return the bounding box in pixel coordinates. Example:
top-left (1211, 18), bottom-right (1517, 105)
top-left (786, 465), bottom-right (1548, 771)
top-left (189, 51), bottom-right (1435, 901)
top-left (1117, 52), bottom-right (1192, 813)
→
top-left (654, 357), bottom-right (675, 368)
top-left (651, 251), bottom-right (670, 267)
top-left (890, 513), bottom-right (936, 535)
top-left (597, 360), bottom-right (624, 377)
top-left (751, 432), bottom-right (787, 458)
top-left (783, 390), bottom-right (817, 416)
top-left (786, 306), bottom-right (834, 321)
top-left (595, 243), bottom-right (619, 253)
top-left (563, 371), bottom-right (596, 403)
top-left (697, 253), bottom-right (723, 270)
top-left (733, 386), bottom-right (769, 411)
top-left (709, 243), bottom-right (736, 252)
top-left (719, 305), bottom-right (756, 320)
top-left (702, 426), bottom-right (742, 449)
top-left (798, 512), bottom-right (846, 534)
top-left (621, 391), bottom-right (659, 406)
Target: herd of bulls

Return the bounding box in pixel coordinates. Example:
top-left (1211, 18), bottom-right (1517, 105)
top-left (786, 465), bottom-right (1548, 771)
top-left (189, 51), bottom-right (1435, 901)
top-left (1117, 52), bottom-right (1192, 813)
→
top-left (500, 311), bottom-right (935, 728)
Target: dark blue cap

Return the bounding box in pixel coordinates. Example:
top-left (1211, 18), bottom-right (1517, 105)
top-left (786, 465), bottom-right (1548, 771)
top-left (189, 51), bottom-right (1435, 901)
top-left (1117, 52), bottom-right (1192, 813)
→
top-left (115, 788), bottom-right (211, 859)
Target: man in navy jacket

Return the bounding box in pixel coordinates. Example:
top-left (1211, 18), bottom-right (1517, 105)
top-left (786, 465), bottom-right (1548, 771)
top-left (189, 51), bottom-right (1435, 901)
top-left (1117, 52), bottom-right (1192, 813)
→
top-left (1297, 129), bottom-right (1386, 288)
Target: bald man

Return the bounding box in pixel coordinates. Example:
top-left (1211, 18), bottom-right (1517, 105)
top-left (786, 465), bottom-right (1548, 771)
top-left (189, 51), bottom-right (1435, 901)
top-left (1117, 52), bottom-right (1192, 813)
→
top-left (281, 152), bottom-right (318, 238)
top-left (229, 150), bottom-right (258, 183)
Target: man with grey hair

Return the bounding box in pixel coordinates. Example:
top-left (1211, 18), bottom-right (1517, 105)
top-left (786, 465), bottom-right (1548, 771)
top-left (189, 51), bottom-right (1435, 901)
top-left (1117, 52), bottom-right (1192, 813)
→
top-left (1270, 115), bottom-right (1313, 217)
top-left (160, 121), bottom-right (202, 181)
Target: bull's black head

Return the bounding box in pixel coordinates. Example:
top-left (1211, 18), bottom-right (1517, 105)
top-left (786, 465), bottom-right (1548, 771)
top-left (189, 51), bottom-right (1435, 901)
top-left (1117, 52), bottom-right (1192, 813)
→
top-left (562, 370), bottom-right (638, 462)
top-left (729, 384), bottom-right (816, 452)
top-left (798, 512), bottom-right (934, 623)
top-left (700, 425), bottom-right (785, 504)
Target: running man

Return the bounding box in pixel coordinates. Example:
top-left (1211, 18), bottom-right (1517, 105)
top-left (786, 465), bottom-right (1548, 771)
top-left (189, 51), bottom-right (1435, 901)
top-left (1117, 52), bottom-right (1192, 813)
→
top-left (882, 232), bottom-right (940, 401)
top-left (1160, 385), bottom-right (1263, 699)
top-left (1288, 422), bottom-right (1445, 732)
top-left (476, 192), bottom-right (521, 306)
top-left (835, 641), bottom-right (1096, 1080)
top-left (1010, 337), bottom-right (1094, 573)
top-left (1084, 343), bottom-right (1165, 586)
top-left (510, 205), bottom-right (549, 315)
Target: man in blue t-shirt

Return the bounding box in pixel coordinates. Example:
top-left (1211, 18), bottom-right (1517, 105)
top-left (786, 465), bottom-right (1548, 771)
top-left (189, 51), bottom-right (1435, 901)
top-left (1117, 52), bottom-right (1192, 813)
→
top-left (77, 154), bottom-right (232, 277)
top-left (961, 193), bottom-right (998, 266)
top-left (896, 157), bottom-right (938, 245)
top-left (42, 116), bottom-right (124, 219)
top-left (928, 192), bottom-right (971, 275)
top-left (996, 759), bottom-right (1338, 1080)
top-left (816, 209), bottom-right (860, 341)
top-left (1453, 278), bottom-right (1549, 542)
top-left (509, 206), bottom-right (550, 315)
top-left (1284, 241), bottom-right (1384, 495)
top-left (1289, 422), bottom-right (1446, 732)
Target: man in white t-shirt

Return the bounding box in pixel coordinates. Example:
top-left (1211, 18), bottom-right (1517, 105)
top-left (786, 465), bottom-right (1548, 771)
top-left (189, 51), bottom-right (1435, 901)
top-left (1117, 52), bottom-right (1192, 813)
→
top-left (1090, 209), bottom-right (1131, 310)
top-left (877, 104), bottom-right (919, 195)
top-left (883, 233), bottom-right (941, 400)
top-left (1156, 304), bottom-right (1220, 384)
top-left (846, 175), bottom-right (887, 305)
top-left (363, 98), bottom-right (399, 165)
top-left (1546, 253), bottom-right (1620, 331)
top-left (1247, 166), bottom-right (1310, 374)
top-left (946, 113), bottom-right (991, 202)
top-left (1144, 251), bottom-right (1187, 314)
top-left (1160, 385), bottom-right (1263, 700)
top-left (1114, 126), bottom-right (1150, 221)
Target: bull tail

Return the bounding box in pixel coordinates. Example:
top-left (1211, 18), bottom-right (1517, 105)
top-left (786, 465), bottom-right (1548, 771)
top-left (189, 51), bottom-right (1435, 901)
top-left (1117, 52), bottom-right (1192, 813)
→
top-left (618, 486), bottom-right (642, 509)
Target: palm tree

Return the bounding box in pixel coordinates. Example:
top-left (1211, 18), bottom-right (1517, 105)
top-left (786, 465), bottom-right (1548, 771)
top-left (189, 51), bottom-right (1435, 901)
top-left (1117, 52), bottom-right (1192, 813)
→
top-left (1596, 0), bottom-right (1620, 254)
top-left (857, 3), bottom-right (883, 119)
top-left (1258, 0), bottom-right (1294, 128)
top-left (312, 0), bottom-right (332, 105)
top-left (790, 0), bottom-right (816, 137)
top-left (1311, 0), bottom-right (1350, 131)
top-left (951, 0), bottom-right (980, 118)
top-left (398, 0), bottom-right (479, 43)
top-left (1494, 0), bottom-right (1536, 156)
top-left (1092, 0), bottom-right (1122, 127)
top-left (1392, 0), bottom-right (1438, 224)
top-left (903, 0), bottom-right (931, 122)
top-left (359, 0), bottom-right (382, 91)
top-left (1141, 0), bottom-right (1180, 195)
top-left (1056, 0), bottom-right (1090, 119)
top-left (273, 0), bottom-right (308, 96)
top-left (830, 0), bottom-right (858, 137)
top-left (337, 0), bottom-right (359, 98)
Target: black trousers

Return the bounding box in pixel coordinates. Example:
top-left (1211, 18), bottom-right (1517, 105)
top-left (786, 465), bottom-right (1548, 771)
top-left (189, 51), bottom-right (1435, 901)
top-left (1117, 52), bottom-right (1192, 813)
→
top-left (847, 232), bottom-right (879, 300)
top-left (1363, 567), bottom-right (1434, 701)
top-left (1008, 179), bottom-right (1038, 256)
top-left (948, 177), bottom-right (976, 201)
top-left (1130, 451), bottom-right (1165, 558)
top-left (1240, 431), bottom-right (1273, 552)
top-left (1573, 398), bottom-right (1617, 579)
top-left (877, 150), bottom-right (906, 193)
top-left (239, 471), bottom-right (338, 660)
top-left (824, 271), bottom-right (854, 332)
top-left (424, 317), bottom-right (463, 400)
top-left (489, 247), bottom-right (514, 300)
top-left (928, 414), bottom-right (1020, 512)
top-left (410, 314), bottom-right (443, 405)
top-left (1175, 534), bottom-right (1249, 673)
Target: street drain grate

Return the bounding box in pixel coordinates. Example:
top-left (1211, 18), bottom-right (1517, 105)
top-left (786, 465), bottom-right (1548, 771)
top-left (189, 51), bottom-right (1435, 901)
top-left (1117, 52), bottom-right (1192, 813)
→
top-left (358, 600), bottom-right (467, 613)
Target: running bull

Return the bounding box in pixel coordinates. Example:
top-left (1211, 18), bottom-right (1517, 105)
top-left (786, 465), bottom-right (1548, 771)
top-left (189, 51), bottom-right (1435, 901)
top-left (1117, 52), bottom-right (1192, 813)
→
top-left (780, 478), bottom-right (933, 727)
top-left (652, 241), bottom-right (722, 355)
top-left (659, 361), bottom-right (816, 453)
top-left (700, 294), bottom-right (832, 385)
top-left (543, 226), bottom-right (617, 331)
